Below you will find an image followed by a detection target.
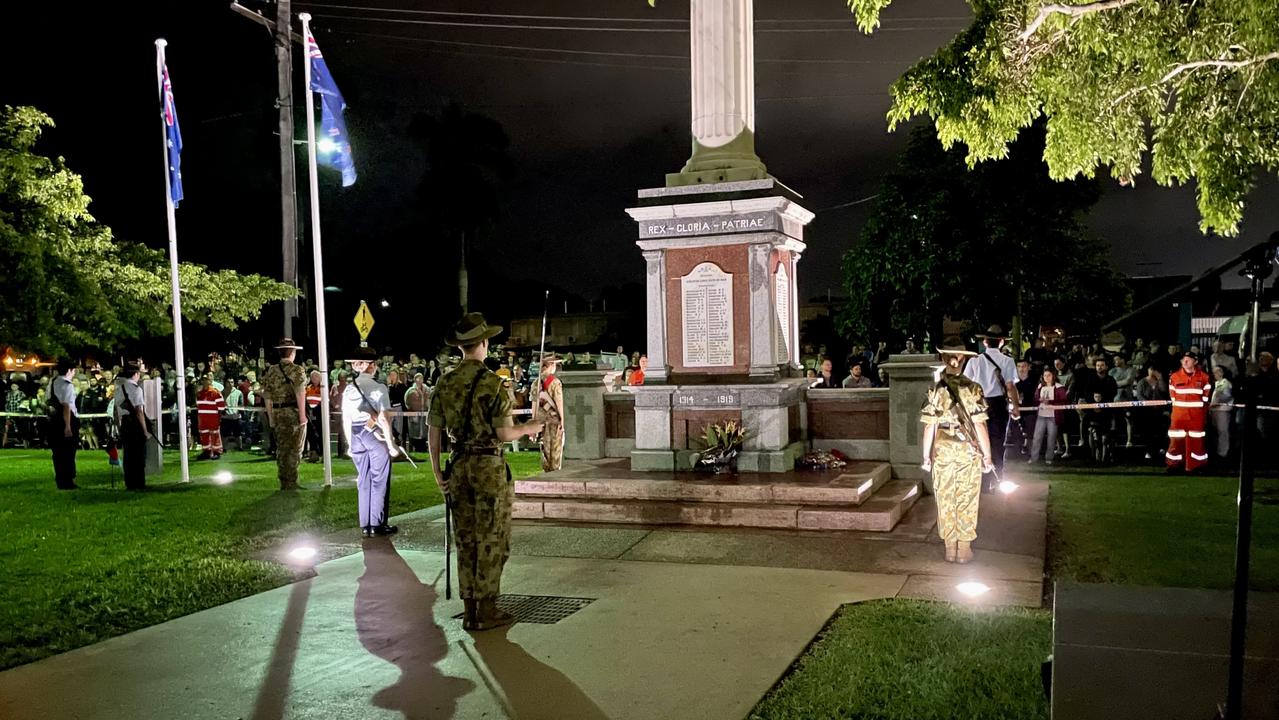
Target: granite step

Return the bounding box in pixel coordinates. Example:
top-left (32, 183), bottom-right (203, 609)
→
top-left (512, 477), bottom-right (922, 532)
top-left (515, 462), bottom-right (892, 507)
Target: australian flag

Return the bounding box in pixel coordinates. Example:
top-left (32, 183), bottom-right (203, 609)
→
top-left (307, 32), bottom-right (357, 187)
top-left (161, 63), bottom-right (183, 206)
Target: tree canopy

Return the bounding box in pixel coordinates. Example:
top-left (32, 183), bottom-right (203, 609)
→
top-left (847, 0), bottom-right (1279, 235)
top-left (0, 106), bottom-right (296, 357)
top-left (838, 123), bottom-right (1130, 345)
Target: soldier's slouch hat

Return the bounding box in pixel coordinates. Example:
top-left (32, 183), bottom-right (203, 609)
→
top-left (345, 346), bottom-right (379, 362)
top-left (274, 337), bottom-right (303, 350)
top-left (938, 336), bottom-right (978, 357)
top-left (446, 312), bottom-right (503, 347)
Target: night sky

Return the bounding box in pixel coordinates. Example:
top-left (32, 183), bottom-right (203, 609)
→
top-left (3, 0), bottom-right (1277, 354)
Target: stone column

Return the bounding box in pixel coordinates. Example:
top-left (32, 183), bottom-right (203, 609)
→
top-left (641, 249), bottom-right (669, 384)
top-left (882, 354), bottom-right (941, 483)
top-left (631, 386), bottom-right (677, 471)
top-left (789, 252), bottom-right (802, 369)
top-left (559, 370), bottom-right (609, 460)
top-left (668, 0), bottom-right (767, 186)
top-left (747, 242), bottom-right (777, 381)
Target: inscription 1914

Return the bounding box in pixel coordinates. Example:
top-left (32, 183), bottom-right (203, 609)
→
top-left (676, 392), bottom-right (739, 407)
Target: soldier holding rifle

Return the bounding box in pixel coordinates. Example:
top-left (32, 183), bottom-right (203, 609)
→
top-left (920, 337), bottom-right (994, 564)
top-left (429, 313), bottom-right (543, 631)
top-left (343, 345), bottom-right (401, 537)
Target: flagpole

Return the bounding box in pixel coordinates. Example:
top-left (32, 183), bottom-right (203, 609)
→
top-left (299, 13), bottom-right (333, 487)
top-left (155, 39), bottom-right (190, 483)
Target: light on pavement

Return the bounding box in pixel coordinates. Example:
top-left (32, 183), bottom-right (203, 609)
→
top-left (956, 581), bottom-right (990, 598)
top-left (213, 471), bottom-right (233, 485)
top-left (287, 545), bottom-right (318, 563)
top-left (998, 480), bottom-right (1019, 495)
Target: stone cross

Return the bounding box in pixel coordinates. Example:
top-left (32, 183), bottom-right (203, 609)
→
top-left (568, 390), bottom-right (596, 442)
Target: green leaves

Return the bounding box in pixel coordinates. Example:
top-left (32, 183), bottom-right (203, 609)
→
top-left (849, 0), bottom-right (1279, 235)
top-left (0, 106), bottom-right (297, 357)
top-left (839, 123), bottom-right (1130, 344)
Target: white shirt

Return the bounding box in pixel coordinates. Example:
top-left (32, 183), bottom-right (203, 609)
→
top-left (115, 378), bottom-right (145, 421)
top-left (342, 373), bottom-right (389, 425)
top-left (51, 376), bottom-right (78, 416)
top-left (964, 347), bottom-right (1018, 398)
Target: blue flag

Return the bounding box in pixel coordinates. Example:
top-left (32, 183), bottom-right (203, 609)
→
top-left (161, 64), bottom-right (183, 206)
top-left (306, 32), bottom-right (356, 187)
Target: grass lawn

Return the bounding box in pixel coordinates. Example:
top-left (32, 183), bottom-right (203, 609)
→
top-left (0, 446), bottom-right (543, 671)
top-left (1046, 468), bottom-right (1279, 590)
top-left (750, 600), bottom-right (1052, 720)
top-left (753, 465), bottom-right (1279, 719)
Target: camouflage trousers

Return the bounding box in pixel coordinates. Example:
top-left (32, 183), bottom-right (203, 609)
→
top-left (541, 420), bottom-right (564, 472)
top-left (448, 453), bottom-right (513, 601)
top-left (270, 409), bottom-right (305, 488)
top-left (931, 436), bottom-right (982, 542)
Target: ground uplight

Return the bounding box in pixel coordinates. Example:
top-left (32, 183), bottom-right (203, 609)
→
top-left (212, 471), bottom-right (233, 485)
top-left (287, 545), bottom-right (318, 563)
top-left (998, 479), bottom-right (1019, 495)
top-left (955, 581), bottom-right (990, 598)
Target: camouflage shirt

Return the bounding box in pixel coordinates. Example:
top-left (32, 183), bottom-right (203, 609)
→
top-left (920, 374), bottom-right (989, 431)
top-left (262, 361), bottom-right (306, 405)
top-left (427, 359), bottom-right (513, 448)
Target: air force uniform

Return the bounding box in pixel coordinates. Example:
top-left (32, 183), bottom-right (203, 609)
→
top-left (343, 360), bottom-right (394, 535)
top-left (963, 327), bottom-right (1019, 484)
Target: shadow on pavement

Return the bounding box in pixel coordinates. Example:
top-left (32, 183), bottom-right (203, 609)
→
top-left (471, 625), bottom-right (610, 720)
top-left (250, 579), bottom-right (312, 720)
top-left (356, 540), bottom-right (473, 720)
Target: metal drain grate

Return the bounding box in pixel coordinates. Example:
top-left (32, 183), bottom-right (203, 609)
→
top-left (453, 594), bottom-right (595, 624)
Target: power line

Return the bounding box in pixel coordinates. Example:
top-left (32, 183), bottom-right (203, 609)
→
top-left (304, 12), bottom-right (964, 33)
top-left (320, 28), bottom-right (920, 66)
top-left (295, 2), bottom-right (970, 25)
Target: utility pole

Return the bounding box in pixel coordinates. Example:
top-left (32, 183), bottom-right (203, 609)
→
top-left (275, 0), bottom-right (299, 337)
top-left (229, 2), bottom-right (303, 336)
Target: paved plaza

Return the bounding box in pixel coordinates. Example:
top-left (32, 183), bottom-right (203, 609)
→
top-left (0, 475), bottom-right (1046, 720)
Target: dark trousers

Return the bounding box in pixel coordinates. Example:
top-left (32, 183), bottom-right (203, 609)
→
top-left (984, 395), bottom-right (1009, 489)
top-left (48, 416), bottom-right (79, 488)
top-left (120, 419), bottom-right (147, 489)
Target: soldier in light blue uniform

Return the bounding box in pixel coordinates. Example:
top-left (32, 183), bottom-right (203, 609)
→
top-left (342, 346), bottom-right (400, 538)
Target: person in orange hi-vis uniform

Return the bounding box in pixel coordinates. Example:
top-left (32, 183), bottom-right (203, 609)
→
top-left (1166, 350), bottom-right (1212, 472)
top-left (196, 375), bottom-right (227, 460)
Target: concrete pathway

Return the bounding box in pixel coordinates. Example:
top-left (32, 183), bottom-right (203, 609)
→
top-left (0, 476), bottom-right (1046, 720)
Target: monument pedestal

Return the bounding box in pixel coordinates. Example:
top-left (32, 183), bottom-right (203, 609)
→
top-left (629, 379), bottom-right (808, 472)
top-left (881, 354), bottom-right (942, 483)
top-left (625, 179), bottom-right (812, 472)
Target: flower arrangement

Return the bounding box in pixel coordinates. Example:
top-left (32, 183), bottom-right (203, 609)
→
top-left (696, 420), bottom-right (748, 473)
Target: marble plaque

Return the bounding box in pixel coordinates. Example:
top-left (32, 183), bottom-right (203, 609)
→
top-left (774, 263), bottom-right (791, 364)
top-left (681, 262), bottom-right (735, 367)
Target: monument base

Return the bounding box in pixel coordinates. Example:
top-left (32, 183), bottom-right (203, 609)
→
top-left (630, 379), bottom-right (807, 473)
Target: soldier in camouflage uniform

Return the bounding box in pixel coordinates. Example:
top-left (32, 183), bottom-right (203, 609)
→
top-left (262, 338), bottom-right (308, 490)
top-left (429, 313), bottom-right (543, 631)
top-left (919, 336), bottom-right (993, 564)
top-left (537, 354), bottom-right (564, 472)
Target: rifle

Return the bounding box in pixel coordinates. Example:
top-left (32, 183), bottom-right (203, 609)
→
top-left (939, 377), bottom-right (995, 475)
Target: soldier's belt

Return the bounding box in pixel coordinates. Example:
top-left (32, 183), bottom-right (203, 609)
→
top-left (452, 446), bottom-right (504, 457)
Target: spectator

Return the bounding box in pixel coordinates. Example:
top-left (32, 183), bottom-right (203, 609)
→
top-left (330, 371), bottom-right (349, 457)
top-left (223, 378), bottom-right (244, 451)
top-left (1134, 367), bottom-right (1171, 461)
top-left (1110, 355), bottom-right (1136, 400)
top-left (877, 367), bottom-right (890, 388)
top-left (1014, 360), bottom-right (1038, 456)
top-left (1210, 365), bottom-right (1233, 461)
top-left (1028, 367), bottom-right (1068, 464)
top-left (304, 370), bottom-right (324, 462)
top-left (811, 358), bottom-right (839, 388)
top-left (404, 373), bottom-right (430, 452)
top-left (628, 355), bottom-right (648, 386)
top-left (1209, 340), bottom-right (1239, 380)
top-left (842, 363), bottom-right (874, 388)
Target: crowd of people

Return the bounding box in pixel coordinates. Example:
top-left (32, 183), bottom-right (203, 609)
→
top-left (802, 333), bottom-right (1279, 470)
top-left (0, 342), bottom-right (652, 458)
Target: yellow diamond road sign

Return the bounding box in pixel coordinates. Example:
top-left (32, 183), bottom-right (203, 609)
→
top-left (353, 301), bottom-right (375, 341)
